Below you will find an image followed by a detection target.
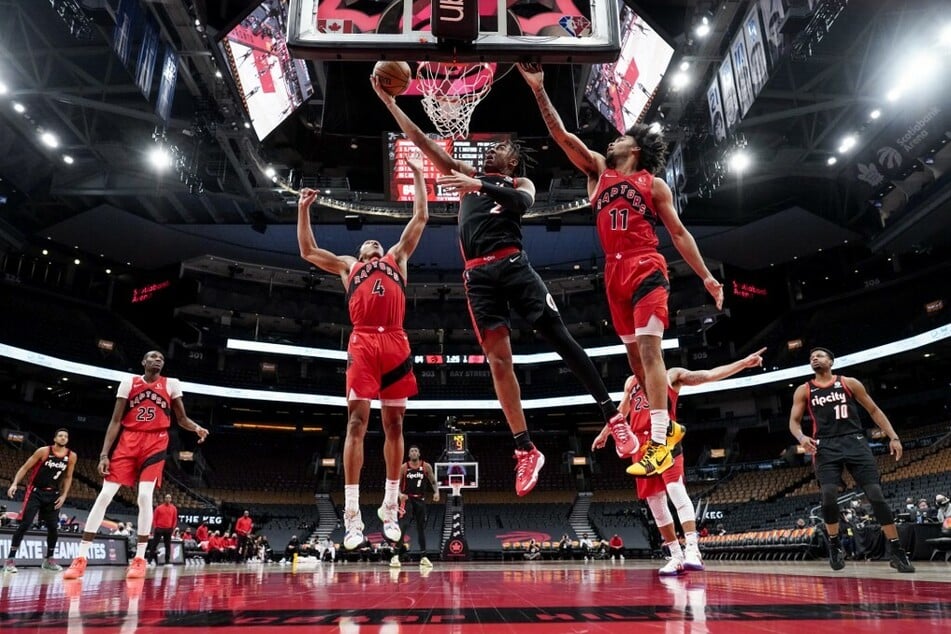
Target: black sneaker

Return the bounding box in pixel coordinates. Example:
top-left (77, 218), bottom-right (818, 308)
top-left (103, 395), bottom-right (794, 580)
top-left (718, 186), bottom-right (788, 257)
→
top-left (889, 548), bottom-right (915, 573)
top-left (828, 541), bottom-right (846, 571)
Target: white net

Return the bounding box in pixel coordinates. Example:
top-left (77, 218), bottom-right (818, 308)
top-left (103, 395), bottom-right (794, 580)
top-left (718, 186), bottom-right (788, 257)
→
top-left (416, 62), bottom-right (495, 139)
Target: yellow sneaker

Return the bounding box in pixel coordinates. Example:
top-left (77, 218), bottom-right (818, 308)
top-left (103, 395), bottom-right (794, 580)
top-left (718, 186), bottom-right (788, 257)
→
top-left (626, 441), bottom-right (673, 476)
top-left (666, 421), bottom-right (686, 449)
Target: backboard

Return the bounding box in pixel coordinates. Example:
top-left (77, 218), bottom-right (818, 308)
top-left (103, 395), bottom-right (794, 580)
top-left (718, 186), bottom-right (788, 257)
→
top-left (434, 461), bottom-right (479, 489)
top-left (287, 0), bottom-right (620, 63)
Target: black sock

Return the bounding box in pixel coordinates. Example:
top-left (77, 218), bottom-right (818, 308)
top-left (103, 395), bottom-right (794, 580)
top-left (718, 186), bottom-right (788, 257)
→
top-left (829, 533), bottom-right (840, 544)
top-left (514, 431), bottom-right (534, 452)
top-left (7, 546), bottom-right (17, 559)
top-left (889, 537), bottom-right (902, 551)
top-left (598, 399), bottom-right (619, 422)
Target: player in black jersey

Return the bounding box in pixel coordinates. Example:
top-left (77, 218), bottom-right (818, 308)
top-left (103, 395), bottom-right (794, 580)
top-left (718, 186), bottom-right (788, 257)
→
top-left (4, 428), bottom-right (76, 573)
top-left (789, 347), bottom-right (914, 573)
top-left (394, 446), bottom-right (440, 569)
top-left (372, 77), bottom-right (636, 497)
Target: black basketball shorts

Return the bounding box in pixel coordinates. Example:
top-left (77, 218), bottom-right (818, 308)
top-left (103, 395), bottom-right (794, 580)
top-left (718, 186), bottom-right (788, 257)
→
top-left (814, 433), bottom-right (881, 488)
top-left (462, 251), bottom-right (562, 340)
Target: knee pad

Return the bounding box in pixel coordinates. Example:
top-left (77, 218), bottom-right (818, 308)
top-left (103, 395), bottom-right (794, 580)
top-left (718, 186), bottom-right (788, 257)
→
top-left (821, 485), bottom-right (840, 524)
top-left (665, 481), bottom-right (695, 524)
top-left (646, 493), bottom-right (674, 528)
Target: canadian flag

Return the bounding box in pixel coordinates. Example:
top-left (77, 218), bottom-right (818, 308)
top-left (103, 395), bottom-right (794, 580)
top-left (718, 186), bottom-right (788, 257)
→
top-left (317, 19), bottom-right (353, 34)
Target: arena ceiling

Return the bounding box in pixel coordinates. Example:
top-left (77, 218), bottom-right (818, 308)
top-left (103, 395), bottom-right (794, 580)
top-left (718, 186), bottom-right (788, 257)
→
top-left (0, 0), bottom-right (948, 272)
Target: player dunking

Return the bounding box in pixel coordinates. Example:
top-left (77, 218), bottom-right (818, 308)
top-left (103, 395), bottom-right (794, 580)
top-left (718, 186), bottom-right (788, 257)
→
top-left (372, 76), bottom-right (637, 497)
top-left (594, 348), bottom-right (766, 575)
top-left (394, 445), bottom-right (439, 569)
top-left (297, 159), bottom-right (429, 550)
top-left (63, 351), bottom-right (208, 579)
top-left (4, 429), bottom-right (76, 573)
top-left (520, 64), bottom-right (724, 478)
top-left (789, 347), bottom-right (914, 573)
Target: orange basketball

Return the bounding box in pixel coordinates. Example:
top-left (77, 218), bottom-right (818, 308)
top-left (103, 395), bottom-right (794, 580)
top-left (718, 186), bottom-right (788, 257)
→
top-left (373, 61), bottom-right (412, 97)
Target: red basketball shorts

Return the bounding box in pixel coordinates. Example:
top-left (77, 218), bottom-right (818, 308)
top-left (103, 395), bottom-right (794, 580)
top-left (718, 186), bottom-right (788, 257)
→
top-left (634, 453), bottom-right (685, 499)
top-left (603, 251), bottom-right (669, 341)
top-left (106, 428), bottom-right (169, 488)
top-left (346, 329), bottom-right (418, 401)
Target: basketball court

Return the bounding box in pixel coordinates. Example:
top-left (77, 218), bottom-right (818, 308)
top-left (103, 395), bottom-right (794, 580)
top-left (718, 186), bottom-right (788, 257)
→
top-left (2, 561), bottom-right (949, 632)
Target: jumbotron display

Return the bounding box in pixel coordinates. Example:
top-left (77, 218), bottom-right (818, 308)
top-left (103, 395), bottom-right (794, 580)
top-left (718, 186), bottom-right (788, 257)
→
top-left (386, 132), bottom-right (511, 202)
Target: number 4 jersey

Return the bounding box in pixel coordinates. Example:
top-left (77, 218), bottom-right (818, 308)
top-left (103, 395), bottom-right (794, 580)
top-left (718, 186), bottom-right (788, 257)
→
top-left (117, 375), bottom-right (182, 431)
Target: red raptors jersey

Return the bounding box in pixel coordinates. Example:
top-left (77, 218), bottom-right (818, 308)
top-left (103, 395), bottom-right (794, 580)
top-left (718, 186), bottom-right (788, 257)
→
top-left (346, 253), bottom-right (406, 329)
top-left (121, 376), bottom-right (174, 431)
top-left (628, 381), bottom-right (678, 436)
top-left (592, 169), bottom-right (659, 254)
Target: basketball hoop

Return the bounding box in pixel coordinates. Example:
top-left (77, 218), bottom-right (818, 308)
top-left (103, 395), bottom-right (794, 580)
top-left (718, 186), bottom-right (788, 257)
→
top-left (416, 62), bottom-right (495, 139)
top-left (448, 473), bottom-right (465, 499)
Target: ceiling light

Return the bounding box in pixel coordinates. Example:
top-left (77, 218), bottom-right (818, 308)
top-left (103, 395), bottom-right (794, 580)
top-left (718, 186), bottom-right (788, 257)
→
top-left (42, 249), bottom-right (49, 255)
top-left (729, 151), bottom-right (751, 173)
top-left (73, 258), bottom-right (80, 265)
top-left (194, 18), bottom-right (201, 27)
top-left (63, 154), bottom-right (74, 164)
top-left (264, 166), bottom-right (276, 178)
top-left (679, 61), bottom-right (690, 72)
top-left (149, 145), bottom-right (172, 169)
top-left (838, 135), bottom-right (857, 154)
top-left (215, 70), bottom-right (223, 79)
top-left (886, 89), bottom-right (901, 102)
top-left (941, 24), bottom-right (951, 46)
top-left (0, 82), bottom-right (7, 95)
top-left (105, 268), bottom-right (112, 274)
top-left (244, 122), bottom-right (251, 129)
top-left (869, 109), bottom-right (881, 120)
top-left (12, 102), bottom-right (25, 113)
top-left (827, 156), bottom-right (837, 166)
top-left (40, 131), bottom-right (59, 148)
top-left (671, 72), bottom-right (690, 90)
top-left (695, 17), bottom-right (710, 38)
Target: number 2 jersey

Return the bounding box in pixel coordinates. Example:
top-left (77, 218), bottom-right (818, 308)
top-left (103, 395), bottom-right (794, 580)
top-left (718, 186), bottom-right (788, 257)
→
top-left (117, 375), bottom-right (182, 431)
top-left (803, 375), bottom-right (863, 438)
top-left (347, 253), bottom-right (406, 329)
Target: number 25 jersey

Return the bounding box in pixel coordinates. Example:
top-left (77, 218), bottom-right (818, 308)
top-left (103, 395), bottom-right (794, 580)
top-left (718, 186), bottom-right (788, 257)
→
top-left (118, 375), bottom-right (182, 431)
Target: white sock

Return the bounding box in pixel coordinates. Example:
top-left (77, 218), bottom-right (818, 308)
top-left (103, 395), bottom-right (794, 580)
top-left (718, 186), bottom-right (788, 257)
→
top-left (384, 479), bottom-right (400, 507)
top-left (135, 540), bottom-right (147, 559)
top-left (650, 410), bottom-right (669, 444)
top-left (78, 541), bottom-right (92, 558)
top-left (665, 540), bottom-right (684, 560)
top-left (344, 484), bottom-right (360, 514)
top-left (685, 531), bottom-right (698, 549)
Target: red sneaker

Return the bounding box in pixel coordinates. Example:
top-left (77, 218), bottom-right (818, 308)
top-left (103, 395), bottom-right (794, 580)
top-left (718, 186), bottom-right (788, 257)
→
top-left (62, 557), bottom-right (87, 580)
top-left (126, 556), bottom-right (147, 579)
top-left (514, 447), bottom-right (545, 497)
top-left (608, 413), bottom-right (638, 457)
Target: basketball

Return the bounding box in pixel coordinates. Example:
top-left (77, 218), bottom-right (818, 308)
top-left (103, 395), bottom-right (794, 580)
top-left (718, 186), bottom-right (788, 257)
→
top-left (373, 61), bottom-right (412, 97)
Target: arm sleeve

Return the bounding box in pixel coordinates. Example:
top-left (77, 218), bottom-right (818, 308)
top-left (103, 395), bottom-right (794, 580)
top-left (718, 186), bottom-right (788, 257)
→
top-left (116, 376), bottom-right (133, 399)
top-left (167, 378), bottom-right (184, 400)
top-left (479, 179), bottom-right (533, 213)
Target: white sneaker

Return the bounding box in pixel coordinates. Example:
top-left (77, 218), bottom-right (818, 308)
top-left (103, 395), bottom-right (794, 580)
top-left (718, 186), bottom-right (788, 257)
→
top-left (658, 556), bottom-right (685, 577)
top-left (389, 555), bottom-right (401, 569)
top-left (343, 509), bottom-right (365, 550)
top-left (377, 504), bottom-right (402, 542)
top-left (683, 546), bottom-right (704, 571)
top-left (419, 556), bottom-right (433, 568)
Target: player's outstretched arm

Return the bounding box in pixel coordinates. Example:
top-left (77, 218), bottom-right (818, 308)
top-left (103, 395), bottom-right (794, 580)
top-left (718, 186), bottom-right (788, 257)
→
top-left (669, 347), bottom-right (766, 389)
top-left (390, 158), bottom-right (430, 268)
top-left (518, 64), bottom-right (605, 180)
top-left (371, 75), bottom-right (473, 176)
top-left (653, 178), bottom-right (723, 309)
top-left (297, 188), bottom-right (355, 287)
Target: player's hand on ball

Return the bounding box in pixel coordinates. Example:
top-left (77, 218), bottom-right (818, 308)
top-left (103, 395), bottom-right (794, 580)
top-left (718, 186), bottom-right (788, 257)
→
top-left (436, 170), bottom-right (482, 196)
top-left (370, 75), bottom-right (395, 106)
